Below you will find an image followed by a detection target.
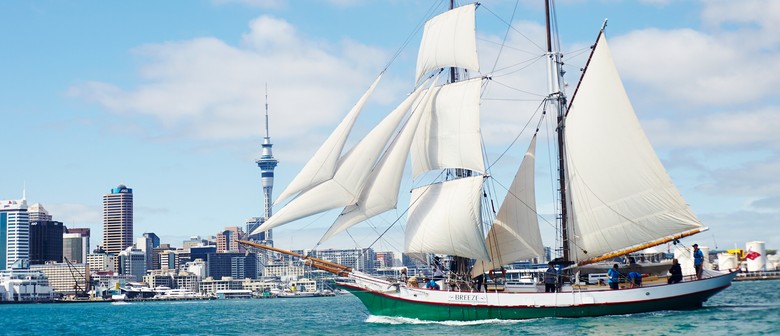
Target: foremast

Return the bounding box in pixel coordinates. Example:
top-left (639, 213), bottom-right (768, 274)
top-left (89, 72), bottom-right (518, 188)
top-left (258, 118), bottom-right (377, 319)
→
top-left (545, 0), bottom-right (570, 263)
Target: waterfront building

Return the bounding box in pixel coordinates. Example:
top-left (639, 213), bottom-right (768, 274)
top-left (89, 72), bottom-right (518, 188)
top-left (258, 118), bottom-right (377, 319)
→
top-left (254, 90), bottom-right (278, 246)
top-left (199, 276), bottom-right (244, 295)
top-left (117, 246), bottom-right (146, 281)
top-left (63, 232), bottom-right (87, 263)
top-left (216, 226), bottom-right (244, 253)
top-left (30, 262), bottom-right (88, 296)
top-left (207, 252), bottom-right (257, 280)
top-left (0, 198), bottom-right (29, 270)
top-left (29, 210), bottom-right (64, 265)
top-left (175, 271), bottom-right (201, 293)
top-left (0, 267), bottom-right (56, 302)
top-left (102, 185), bottom-right (133, 257)
top-left (91, 271), bottom-right (132, 298)
top-left (263, 263), bottom-right (305, 278)
top-left (312, 248), bottom-right (375, 273)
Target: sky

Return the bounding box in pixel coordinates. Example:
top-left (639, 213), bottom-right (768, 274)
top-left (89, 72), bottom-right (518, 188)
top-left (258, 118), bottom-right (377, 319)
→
top-left (1, 0), bottom-right (778, 256)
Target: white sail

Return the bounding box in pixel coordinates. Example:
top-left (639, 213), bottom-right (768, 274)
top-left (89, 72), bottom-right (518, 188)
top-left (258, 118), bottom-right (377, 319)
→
top-left (274, 74), bottom-right (383, 205)
top-left (405, 176), bottom-right (491, 261)
top-left (252, 80), bottom-right (429, 235)
top-left (415, 3), bottom-right (480, 83)
top-left (564, 32), bottom-right (704, 262)
top-left (471, 135), bottom-right (543, 276)
top-left (320, 77), bottom-right (438, 243)
top-left (411, 78), bottom-right (485, 178)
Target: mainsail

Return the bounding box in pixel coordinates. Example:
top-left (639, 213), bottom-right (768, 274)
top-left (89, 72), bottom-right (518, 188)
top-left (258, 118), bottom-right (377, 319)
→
top-left (471, 135), bottom-right (543, 276)
top-left (564, 32), bottom-right (704, 263)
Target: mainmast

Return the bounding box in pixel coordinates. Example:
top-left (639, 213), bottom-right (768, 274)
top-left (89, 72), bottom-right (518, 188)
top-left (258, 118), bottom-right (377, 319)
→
top-left (545, 0), bottom-right (570, 263)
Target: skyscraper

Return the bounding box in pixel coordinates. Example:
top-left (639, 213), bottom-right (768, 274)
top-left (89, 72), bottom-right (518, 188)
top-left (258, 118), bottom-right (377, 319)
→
top-left (102, 185), bottom-right (133, 256)
top-left (28, 203), bottom-right (64, 265)
top-left (254, 89), bottom-right (278, 245)
top-left (0, 198), bottom-right (29, 270)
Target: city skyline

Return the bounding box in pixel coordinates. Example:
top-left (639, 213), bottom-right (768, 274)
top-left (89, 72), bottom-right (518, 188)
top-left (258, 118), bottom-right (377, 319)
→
top-left (1, 1), bottom-right (779, 254)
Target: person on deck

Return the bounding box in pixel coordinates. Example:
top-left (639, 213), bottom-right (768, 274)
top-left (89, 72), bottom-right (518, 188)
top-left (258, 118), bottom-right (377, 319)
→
top-left (473, 273), bottom-right (485, 292)
top-left (544, 263), bottom-right (558, 293)
top-left (607, 264), bottom-right (621, 290)
top-left (692, 244), bottom-right (704, 279)
top-left (668, 258), bottom-right (683, 284)
top-left (432, 257), bottom-right (445, 279)
top-left (400, 268), bottom-right (408, 284)
top-left (425, 278), bottom-right (440, 290)
top-left (627, 271), bottom-right (642, 288)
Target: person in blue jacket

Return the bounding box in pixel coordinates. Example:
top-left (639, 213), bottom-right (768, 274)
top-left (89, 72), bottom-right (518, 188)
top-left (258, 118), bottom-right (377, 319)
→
top-left (627, 271), bottom-right (642, 288)
top-left (425, 278), bottom-right (440, 290)
top-left (607, 264), bottom-right (621, 290)
top-left (692, 244), bottom-right (704, 279)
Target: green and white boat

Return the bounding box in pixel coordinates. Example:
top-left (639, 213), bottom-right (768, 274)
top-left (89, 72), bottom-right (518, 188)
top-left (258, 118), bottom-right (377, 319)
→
top-left (245, 0), bottom-right (737, 321)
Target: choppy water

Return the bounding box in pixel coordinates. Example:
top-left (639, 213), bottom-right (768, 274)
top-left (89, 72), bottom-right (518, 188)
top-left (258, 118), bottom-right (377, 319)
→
top-left (1, 280), bottom-right (777, 335)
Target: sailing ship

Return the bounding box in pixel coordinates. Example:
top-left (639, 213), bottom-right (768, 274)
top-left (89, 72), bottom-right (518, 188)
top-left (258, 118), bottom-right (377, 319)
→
top-left (240, 0), bottom-right (737, 321)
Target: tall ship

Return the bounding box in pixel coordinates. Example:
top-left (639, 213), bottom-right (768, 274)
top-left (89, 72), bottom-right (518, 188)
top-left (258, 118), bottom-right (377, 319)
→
top-left (241, 0), bottom-right (736, 321)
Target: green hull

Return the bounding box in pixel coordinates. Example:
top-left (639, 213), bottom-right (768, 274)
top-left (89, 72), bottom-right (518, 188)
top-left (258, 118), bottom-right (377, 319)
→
top-left (338, 283), bottom-right (729, 321)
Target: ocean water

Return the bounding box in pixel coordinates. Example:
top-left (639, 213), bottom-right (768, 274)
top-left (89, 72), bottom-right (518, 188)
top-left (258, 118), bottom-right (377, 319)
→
top-left (1, 280), bottom-right (777, 336)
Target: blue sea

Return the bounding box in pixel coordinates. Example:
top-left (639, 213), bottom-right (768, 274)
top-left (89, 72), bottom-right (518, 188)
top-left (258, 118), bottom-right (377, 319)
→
top-left (1, 280), bottom-right (777, 336)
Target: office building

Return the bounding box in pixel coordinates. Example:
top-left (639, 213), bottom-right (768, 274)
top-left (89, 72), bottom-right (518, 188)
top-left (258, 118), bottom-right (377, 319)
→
top-left (87, 248), bottom-right (116, 272)
top-left (312, 248), bottom-right (375, 273)
top-left (66, 228), bottom-right (91, 254)
top-left (136, 233), bottom-right (159, 271)
top-left (183, 236), bottom-right (207, 251)
top-left (0, 198), bottom-right (29, 270)
top-left (206, 252), bottom-right (257, 280)
top-left (117, 246), bottom-right (145, 281)
top-left (30, 262), bottom-right (89, 296)
top-left (63, 232), bottom-right (87, 263)
top-left (103, 185), bottom-right (133, 256)
top-left (216, 226), bottom-right (244, 253)
top-left (29, 204), bottom-right (64, 265)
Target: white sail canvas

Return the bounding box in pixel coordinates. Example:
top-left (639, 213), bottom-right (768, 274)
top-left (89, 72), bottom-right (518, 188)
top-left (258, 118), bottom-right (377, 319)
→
top-left (415, 3), bottom-right (480, 83)
top-left (565, 33), bottom-right (704, 262)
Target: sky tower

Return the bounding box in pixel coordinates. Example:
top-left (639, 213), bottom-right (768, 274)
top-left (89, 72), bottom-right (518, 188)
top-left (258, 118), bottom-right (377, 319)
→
top-left (255, 87), bottom-right (278, 245)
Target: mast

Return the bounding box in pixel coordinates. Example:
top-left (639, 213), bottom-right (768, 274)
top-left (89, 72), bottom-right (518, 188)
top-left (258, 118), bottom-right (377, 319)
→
top-left (449, 0), bottom-right (469, 277)
top-left (545, 0), bottom-right (570, 262)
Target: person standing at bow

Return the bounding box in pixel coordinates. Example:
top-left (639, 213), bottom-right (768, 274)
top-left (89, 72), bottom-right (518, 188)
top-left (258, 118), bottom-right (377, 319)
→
top-left (692, 244), bottom-right (704, 279)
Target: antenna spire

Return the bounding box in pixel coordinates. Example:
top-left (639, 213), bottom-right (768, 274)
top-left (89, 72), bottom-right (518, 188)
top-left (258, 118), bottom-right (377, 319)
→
top-left (265, 83), bottom-right (270, 138)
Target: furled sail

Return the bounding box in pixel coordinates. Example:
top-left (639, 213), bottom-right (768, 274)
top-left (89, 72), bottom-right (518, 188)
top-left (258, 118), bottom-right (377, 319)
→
top-left (471, 135), bottom-right (543, 276)
top-left (251, 80), bottom-right (429, 235)
top-left (415, 3), bottom-right (480, 83)
top-left (410, 78), bottom-right (485, 178)
top-left (564, 32), bottom-right (704, 263)
top-left (319, 77), bottom-right (439, 242)
top-left (405, 176), bottom-right (491, 261)
top-left (274, 74), bottom-right (383, 205)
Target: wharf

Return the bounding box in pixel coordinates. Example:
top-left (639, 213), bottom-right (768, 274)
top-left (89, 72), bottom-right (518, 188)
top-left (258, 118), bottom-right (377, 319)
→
top-left (734, 270), bottom-right (780, 281)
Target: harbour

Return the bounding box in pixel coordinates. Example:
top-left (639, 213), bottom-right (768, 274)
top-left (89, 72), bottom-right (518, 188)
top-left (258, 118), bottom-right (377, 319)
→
top-left (0, 280), bottom-right (776, 335)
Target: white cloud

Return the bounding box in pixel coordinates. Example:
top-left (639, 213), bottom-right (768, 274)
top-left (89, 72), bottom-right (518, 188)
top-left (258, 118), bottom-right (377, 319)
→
top-left (68, 15), bottom-right (391, 153)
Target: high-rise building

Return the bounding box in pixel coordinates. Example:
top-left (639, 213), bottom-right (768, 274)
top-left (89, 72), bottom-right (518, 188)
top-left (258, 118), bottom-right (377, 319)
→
top-left (216, 226), bottom-right (244, 253)
top-left (29, 204), bottom-right (64, 265)
top-left (103, 185), bottom-right (133, 256)
top-left (206, 252), bottom-right (258, 280)
top-left (63, 233), bottom-right (87, 263)
top-left (136, 233), bottom-right (159, 271)
top-left (0, 198), bottom-right (29, 270)
top-left (117, 246), bottom-right (145, 281)
top-left (87, 248), bottom-right (115, 272)
top-left (253, 90), bottom-right (278, 245)
top-left (66, 228), bottom-right (91, 255)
